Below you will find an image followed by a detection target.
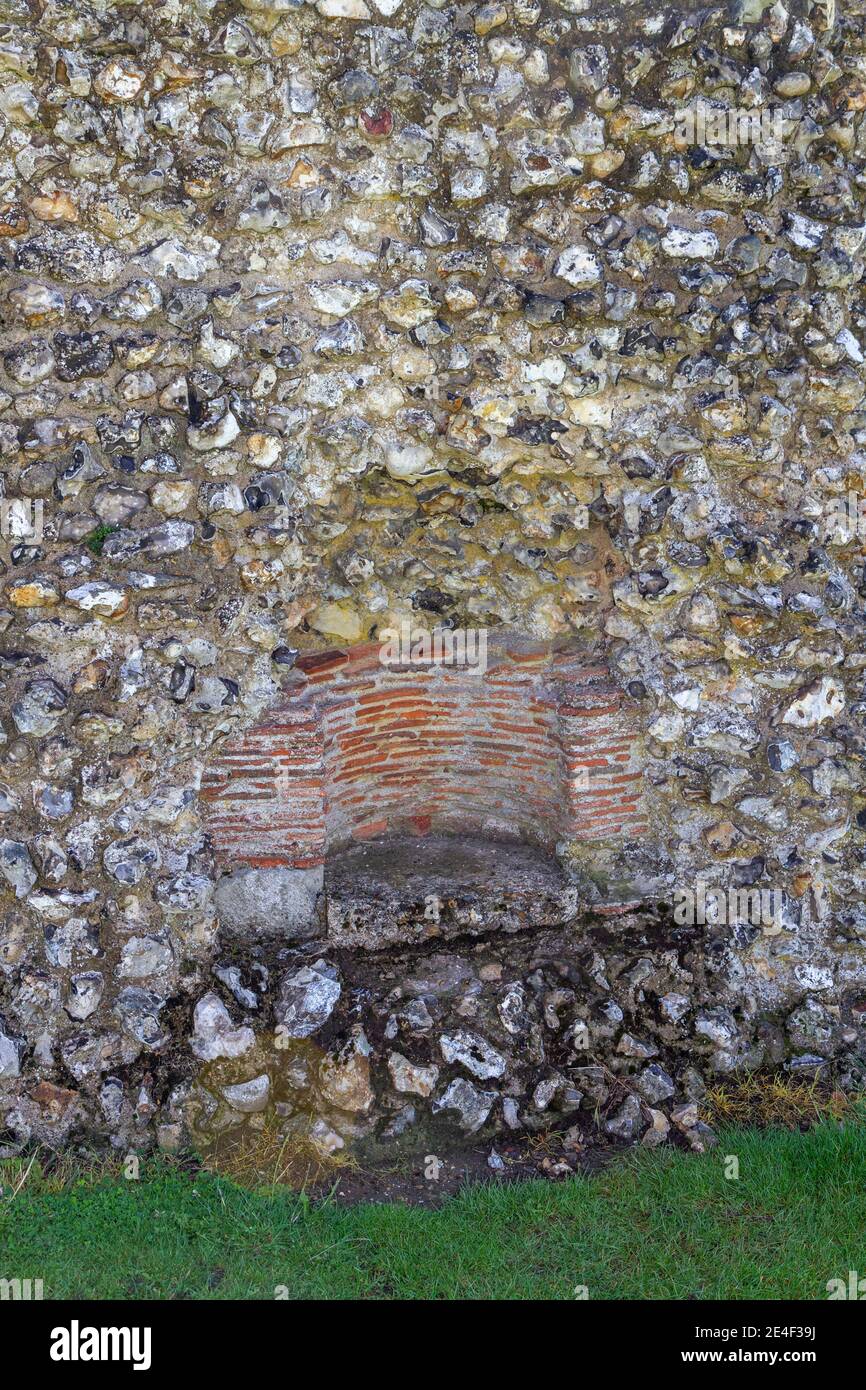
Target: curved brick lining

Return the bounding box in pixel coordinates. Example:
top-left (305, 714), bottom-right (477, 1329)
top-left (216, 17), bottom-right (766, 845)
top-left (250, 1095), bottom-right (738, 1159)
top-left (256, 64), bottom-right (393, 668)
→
top-left (201, 636), bottom-right (646, 870)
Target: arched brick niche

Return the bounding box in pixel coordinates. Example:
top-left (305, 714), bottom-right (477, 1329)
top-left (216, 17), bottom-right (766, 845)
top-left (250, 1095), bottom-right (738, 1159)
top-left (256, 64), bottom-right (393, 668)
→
top-left (201, 635), bottom-right (646, 873)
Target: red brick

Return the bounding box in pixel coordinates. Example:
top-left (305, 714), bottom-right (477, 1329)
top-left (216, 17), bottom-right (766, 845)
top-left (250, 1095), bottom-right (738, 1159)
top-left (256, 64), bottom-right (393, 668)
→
top-left (203, 639), bottom-right (643, 868)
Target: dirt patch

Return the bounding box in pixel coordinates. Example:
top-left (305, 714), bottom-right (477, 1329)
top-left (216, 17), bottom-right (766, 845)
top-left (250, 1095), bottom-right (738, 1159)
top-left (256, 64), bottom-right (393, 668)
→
top-left (308, 1124), bottom-right (621, 1208)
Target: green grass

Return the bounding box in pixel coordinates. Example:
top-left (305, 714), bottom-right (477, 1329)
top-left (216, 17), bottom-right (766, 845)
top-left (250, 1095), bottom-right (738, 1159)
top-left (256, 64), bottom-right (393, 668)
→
top-left (83, 522), bottom-right (117, 555)
top-left (2, 1122), bottom-right (865, 1299)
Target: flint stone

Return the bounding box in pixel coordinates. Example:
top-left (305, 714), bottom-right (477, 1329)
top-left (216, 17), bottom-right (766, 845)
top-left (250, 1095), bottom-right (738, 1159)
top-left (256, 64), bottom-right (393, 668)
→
top-left (222, 1074), bottom-right (271, 1113)
top-left (0, 839), bottom-right (38, 897)
top-left (439, 1029), bottom-right (506, 1080)
top-left (636, 1064), bottom-right (676, 1104)
top-left (11, 679), bottom-right (68, 736)
top-left (387, 1051), bottom-right (439, 1096)
top-left (192, 992), bottom-right (255, 1061)
top-left (0, 1027), bottom-right (22, 1077)
top-left (214, 865), bottom-right (324, 939)
top-left (781, 677), bottom-right (845, 727)
top-left (276, 959), bottom-right (341, 1038)
top-left (432, 1077), bottom-right (497, 1132)
top-left (65, 972), bottom-right (105, 1021)
top-left (605, 1093), bottom-right (645, 1140)
top-left (102, 522), bottom-right (195, 561)
top-left (114, 988), bottom-right (170, 1049)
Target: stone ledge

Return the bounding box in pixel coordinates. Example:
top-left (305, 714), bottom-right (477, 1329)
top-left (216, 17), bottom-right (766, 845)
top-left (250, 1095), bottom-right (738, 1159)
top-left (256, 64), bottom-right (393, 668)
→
top-left (324, 836), bottom-right (580, 950)
top-left (213, 836), bottom-right (582, 950)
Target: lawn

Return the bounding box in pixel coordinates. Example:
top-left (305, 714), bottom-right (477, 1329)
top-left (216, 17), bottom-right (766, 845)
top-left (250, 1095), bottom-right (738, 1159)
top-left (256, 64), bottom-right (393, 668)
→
top-left (2, 1122), bottom-right (864, 1300)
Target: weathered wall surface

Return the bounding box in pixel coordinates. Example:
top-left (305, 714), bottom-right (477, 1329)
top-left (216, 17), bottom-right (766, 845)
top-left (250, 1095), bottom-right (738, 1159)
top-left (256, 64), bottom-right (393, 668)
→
top-left (1, 0), bottom-right (866, 1158)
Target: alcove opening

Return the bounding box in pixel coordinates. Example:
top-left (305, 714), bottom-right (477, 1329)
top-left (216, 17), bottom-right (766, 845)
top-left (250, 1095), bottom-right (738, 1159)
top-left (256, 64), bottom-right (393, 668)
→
top-left (203, 632), bottom-right (645, 939)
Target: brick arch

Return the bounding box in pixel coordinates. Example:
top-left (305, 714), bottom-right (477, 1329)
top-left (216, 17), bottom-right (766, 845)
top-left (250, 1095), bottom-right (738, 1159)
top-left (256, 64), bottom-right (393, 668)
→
top-left (200, 633), bottom-right (646, 871)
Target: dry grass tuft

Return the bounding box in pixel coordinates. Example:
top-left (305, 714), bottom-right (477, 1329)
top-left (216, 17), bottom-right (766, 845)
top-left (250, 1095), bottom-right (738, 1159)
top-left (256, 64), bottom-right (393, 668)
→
top-left (702, 1073), bottom-right (856, 1130)
top-left (198, 1116), bottom-right (357, 1191)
